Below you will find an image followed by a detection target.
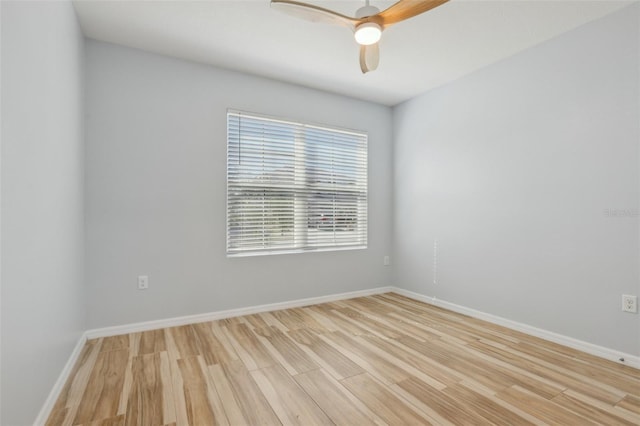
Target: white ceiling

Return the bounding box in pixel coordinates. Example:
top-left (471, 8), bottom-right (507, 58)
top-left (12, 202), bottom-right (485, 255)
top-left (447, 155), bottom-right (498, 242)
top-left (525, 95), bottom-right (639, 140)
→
top-left (73, 0), bottom-right (633, 106)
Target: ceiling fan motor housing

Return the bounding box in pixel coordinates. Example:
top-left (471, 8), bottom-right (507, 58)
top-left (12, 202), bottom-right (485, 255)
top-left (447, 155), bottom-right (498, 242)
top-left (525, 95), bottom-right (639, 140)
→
top-left (355, 5), bottom-right (379, 19)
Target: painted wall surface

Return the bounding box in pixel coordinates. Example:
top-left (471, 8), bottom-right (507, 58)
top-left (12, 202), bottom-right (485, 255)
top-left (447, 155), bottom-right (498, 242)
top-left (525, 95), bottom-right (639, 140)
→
top-left (393, 5), bottom-right (640, 355)
top-left (84, 41), bottom-right (393, 329)
top-left (0, 1), bottom-right (86, 424)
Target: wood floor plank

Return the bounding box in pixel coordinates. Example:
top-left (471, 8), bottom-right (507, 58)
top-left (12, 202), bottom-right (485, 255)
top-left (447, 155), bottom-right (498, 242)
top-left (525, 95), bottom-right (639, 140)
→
top-left (46, 339), bottom-right (103, 426)
top-left (387, 382), bottom-right (456, 426)
top-left (373, 293), bottom-right (435, 316)
top-left (163, 327), bottom-right (189, 426)
top-left (242, 313), bottom-right (271, 330)
top-left (224, 322), bottom-right (276, 370)
top-left (356, 308), bottom-right (437, 342)
top-left (457, 379), bottom-right (547, 426)
top-left (207, 363), bottom-right (248, 425)
top-left (617, 394), bottom-right (640, 414)
top-left (355, 335), bottom-right (448, 390)
top-left (451, 340), bottom-right (567, 399)
top-left (195, 356), bottom-right (230, 426)
top-left (552, 391), bottom-right (638, 425)
top-left (250, 364), bottom-right (333, 425)
top-left (217, 316), bottom-right (241, 328)
top-left (341, 373), bottom-right (431, 424)
top-left (362, 333), bottom-right (462, 387)
top-left (254, 325), bottom-right (319, 375)
top-left (303, 306), bottom-right (341, 332)
top-left (294, 368), bottom-right (386, 425)
top-left (469, 338), bottom-right (628, 404)
top-left (125, 352), bottom-right (175, 426)
top-left (74, 349), bottom-right (129, 424)
top-left (257, 312), bottom-right (290, 332)
top-left (78, 414), bottom-right (125, 426)
top-left (176, 356), bottom-right (223, 425)
top-left (496, 385), bottom-right (599, 425)
top-left (48, 293), bottom-right (640, 426)
top-left (397, 377), bottom-right (493, 425)
top-left (401, 335), bottom-right (565, 398)
top-left (191, 322), bottom-right (235, 365)
top-left (387, 311), bottom-right (469, 345)
top-left (562, 389), bottom-right (640, 424)
top-left (333, 307), bottom-right (405, 339)
top-left (219, 359), bottom-right (281, 425)
top-left (442, 383), bottom-right (537, 425)
top-left (514, 340), bottom-right (640, 394)
top-left (288, 307), bottom-right (331, 333)
top-left (45, 402), bottom-right (69, 426)
top-left (209, 322), bottom-right (240, 363)
top-left (347, 296), bottom-right (398, 315)
top-left (117, 333), bottom-right (141, 416)
top-left (287, 328), bottom-right (363, 380)
top-left (100, 335), bottom-right (129, 353)
top-left (322, 330), bottom-right (410, 385)
top-left (137, 329), bottom-right (166, 355)
top-left (270, 309), bottom-right (307, 331)
top-left (314, 307), bottom-right (371, 336)
top-left (166, 326), bottom-right (200, 359)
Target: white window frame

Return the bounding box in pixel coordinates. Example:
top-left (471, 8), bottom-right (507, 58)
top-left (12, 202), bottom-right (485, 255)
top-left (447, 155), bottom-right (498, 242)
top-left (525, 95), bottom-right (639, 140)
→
top-left (226, 110), bottom-right (368, 257)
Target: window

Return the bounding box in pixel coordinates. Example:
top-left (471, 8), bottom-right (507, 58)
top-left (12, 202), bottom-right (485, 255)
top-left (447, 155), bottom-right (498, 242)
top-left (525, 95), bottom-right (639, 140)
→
top-left (227, 110), bottom-right (367, 256)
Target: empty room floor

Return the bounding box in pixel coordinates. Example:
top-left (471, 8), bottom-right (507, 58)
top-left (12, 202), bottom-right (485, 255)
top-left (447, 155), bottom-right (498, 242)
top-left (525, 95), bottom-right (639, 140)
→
top-left (47, 293), bottom-right (640, 425)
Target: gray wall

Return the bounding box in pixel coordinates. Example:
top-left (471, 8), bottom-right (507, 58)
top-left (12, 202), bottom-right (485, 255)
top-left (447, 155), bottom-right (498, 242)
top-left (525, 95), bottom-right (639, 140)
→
top-left (393, 5), bottom-right (640, 355)
top-left (1, 1), bottom-right (85, 424)
top-left (85, 41), bottom-right (393, 329)
top-left (2, 4), bottom-right (636, 421)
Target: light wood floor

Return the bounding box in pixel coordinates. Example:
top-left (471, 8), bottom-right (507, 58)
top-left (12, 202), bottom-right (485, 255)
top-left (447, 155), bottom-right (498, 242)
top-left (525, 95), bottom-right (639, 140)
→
top-left (47, 293), bottom-right (640, 426)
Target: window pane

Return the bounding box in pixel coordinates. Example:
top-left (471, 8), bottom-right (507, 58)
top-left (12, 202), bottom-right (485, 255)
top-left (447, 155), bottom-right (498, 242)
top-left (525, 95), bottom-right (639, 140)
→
top-left (227, 111), bottom-right (367, 256)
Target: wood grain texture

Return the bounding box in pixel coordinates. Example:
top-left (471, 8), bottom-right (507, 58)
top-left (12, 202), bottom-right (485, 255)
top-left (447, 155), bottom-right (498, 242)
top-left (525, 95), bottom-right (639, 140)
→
top-left (251, 364), bottom-right (332, 425)
top-left (74, 349), bottom-right (128, 424)
top-left (124, 352), bottom-right (175, 426)
top-left (176, 356), bottom-right (220, 425)
top-left (48, 293), bottom-right (640, 425)
top-left (294, 369), bottom-right (385, 425)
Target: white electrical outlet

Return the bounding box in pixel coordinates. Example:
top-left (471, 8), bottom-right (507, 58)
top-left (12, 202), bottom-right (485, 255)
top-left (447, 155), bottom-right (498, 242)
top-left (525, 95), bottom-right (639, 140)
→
top-left (138, 275), bottom-right (149, 290)
top-left (383, 256), bottom-right (390, 266)
top-left (622, 294), bottom-right (637, 313)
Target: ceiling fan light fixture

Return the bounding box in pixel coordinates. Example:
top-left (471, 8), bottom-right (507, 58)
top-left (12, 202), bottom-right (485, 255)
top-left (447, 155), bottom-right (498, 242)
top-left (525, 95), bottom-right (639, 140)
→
top-left (271, 0), bottom-right (451, 72)
top-left (354, 22), bottom-right (381, 46)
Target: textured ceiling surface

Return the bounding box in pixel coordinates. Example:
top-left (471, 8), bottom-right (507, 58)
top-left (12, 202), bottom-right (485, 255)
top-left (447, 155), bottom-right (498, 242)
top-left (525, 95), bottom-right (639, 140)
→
top-left (73, 0), bottom-right (633, 105)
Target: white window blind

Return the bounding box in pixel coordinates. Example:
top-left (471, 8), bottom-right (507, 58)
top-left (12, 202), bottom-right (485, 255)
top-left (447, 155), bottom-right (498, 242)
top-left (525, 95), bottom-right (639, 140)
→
top-left (227, 111), bottom-right (368, 256)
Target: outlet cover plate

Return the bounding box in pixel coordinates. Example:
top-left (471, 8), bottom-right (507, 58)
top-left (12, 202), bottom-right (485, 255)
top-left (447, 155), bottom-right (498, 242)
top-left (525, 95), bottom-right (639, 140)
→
top-left (138, 275), bottom-right (149, 290)
top-left (622, 294), bottom-right (637, 313)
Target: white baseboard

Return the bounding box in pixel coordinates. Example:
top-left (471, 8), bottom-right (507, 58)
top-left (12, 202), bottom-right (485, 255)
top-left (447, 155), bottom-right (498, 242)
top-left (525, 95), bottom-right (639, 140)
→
top-left (33, 333), bottom-right (87, 426)
top-left (85, 286), bottom-right (394, 339)
top-left (36, 286), bottom-right (391, 424)
top-left (392, 287), bottom-right (640, 370)
top-left (84, 284), bottom-right (639, 369)
top-left (37, 284), bottom-right (638, 424)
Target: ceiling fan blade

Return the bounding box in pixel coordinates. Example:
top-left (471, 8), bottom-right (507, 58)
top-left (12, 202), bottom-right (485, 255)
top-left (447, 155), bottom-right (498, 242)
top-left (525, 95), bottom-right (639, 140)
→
top-left (377, 0), bottom-right (449, 27)
top-left (359, 43), bottom-right (379, 74)
top-left (271, 0), bottom-right (357, 28)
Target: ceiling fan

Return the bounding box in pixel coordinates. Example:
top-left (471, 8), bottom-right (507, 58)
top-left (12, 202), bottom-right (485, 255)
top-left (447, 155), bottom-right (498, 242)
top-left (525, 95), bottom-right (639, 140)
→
top-left (271, 0), bottom-right (450, 73)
